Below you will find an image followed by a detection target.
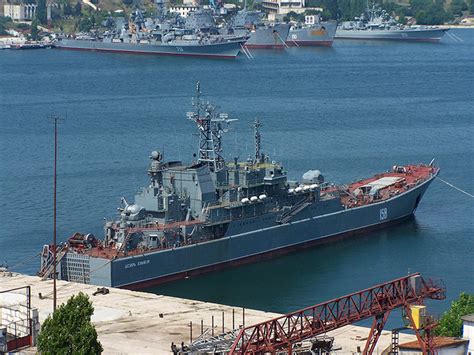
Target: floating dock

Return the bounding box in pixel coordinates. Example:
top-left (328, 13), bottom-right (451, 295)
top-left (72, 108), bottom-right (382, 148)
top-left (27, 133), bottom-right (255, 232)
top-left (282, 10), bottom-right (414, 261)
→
top-left (0, 272), bottom-right (416, 354)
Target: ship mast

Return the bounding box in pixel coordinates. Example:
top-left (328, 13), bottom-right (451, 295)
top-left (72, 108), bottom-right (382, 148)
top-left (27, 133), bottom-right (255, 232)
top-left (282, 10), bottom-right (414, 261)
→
top-left (187, 82), bottom-right (236, 172)
top-left (254, 119), bottom-right (261, 163)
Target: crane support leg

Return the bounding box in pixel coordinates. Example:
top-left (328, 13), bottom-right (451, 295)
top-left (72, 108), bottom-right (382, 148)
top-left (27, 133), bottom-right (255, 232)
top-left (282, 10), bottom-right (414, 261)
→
top-left (403, 305), bottom-right (437, 355)
top-left (363, 311), bottom-right (391, 355)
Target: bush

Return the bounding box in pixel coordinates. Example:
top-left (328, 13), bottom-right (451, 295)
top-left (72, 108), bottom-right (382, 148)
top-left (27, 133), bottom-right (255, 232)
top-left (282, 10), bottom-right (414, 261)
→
top-left (435, 293), bottom-right (474, 337)
top-left (37, 292), bottom-right (103, 354)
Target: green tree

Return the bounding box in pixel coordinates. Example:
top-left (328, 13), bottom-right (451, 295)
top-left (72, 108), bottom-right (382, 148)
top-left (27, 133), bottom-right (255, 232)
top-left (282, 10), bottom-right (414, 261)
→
top-left (36, 0), bottom-right (48, 24)
top-left (435, 293), bottom-right (474, 337)
top-left (29, 19), bottom-right (40, 40)
top-left (75, 1), bottom-right (82, 15)
top-left (450, 0), bottom-right (467, 15)
top-left (37, 292), bottom-right (103, 354)
top-left (469, 0), bottom-right (474, 13)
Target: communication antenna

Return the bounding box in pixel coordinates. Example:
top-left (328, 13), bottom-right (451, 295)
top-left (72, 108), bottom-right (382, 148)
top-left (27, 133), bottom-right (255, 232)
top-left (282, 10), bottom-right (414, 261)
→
top-left (254, 119), bottom-right (261, 163)
top-left (187, 82), bottom-right (237, 172)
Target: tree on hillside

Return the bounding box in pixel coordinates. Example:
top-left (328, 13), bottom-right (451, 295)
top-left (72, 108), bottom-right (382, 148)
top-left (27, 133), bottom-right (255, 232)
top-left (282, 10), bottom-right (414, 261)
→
top-left (36, 0), bottom-right (48, 24)
top-left (29, 19), bottom-right (40, 40)
top-left (435, 293), bottom-right (474, 338)
top-left (75, 1), bottom-right (82, 15)
top-left (37, 292), bottom-right (103, 354)
top-left (450, 0), bottom-right (467, 15)
top-left (469, 0), bottom-right (474, 13)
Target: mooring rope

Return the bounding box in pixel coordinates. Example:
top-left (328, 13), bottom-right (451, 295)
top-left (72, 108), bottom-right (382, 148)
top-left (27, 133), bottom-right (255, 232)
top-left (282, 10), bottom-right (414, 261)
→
top-left (436, 176), bottom-right (474, 198)
top-left (7, 252), bottom-right (41, 271)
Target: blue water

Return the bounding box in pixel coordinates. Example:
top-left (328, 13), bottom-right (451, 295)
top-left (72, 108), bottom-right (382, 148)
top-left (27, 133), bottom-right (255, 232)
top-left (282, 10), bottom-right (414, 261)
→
top-left (1, 31), bottom-right (473, 326)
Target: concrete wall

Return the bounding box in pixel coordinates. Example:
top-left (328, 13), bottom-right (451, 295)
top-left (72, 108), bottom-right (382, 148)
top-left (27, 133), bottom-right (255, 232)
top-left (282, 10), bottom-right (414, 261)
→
top-left (463, 321), bottom-right (474, 354)
top-left (0, 292), bottom-right (29, 338)
top-left (400, 344), bottom-right (468, 355)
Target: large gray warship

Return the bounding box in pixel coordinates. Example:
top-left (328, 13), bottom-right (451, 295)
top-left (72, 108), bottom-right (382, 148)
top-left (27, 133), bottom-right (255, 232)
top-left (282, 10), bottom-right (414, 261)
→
top-left (287, 15), bottom-right (337, 47)
top-left (39, 83), bottom-right (439, 289)
top-left (54, 9), bottom-right (245, 58)
top-left (231, 9), bottom-right (290, 49)
top-left (336, 5), bottom-right (448, 42)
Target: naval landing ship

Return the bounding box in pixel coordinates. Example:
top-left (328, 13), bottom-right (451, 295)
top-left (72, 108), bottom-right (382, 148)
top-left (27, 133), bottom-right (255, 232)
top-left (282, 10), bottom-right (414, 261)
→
top-left (54, 9), bottom-right (245, 58)
top-left (39, 84), bottom-right (439, 289)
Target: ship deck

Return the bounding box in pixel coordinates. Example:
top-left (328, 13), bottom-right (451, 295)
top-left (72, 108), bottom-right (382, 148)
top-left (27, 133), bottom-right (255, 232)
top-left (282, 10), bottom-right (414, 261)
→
top-left (340, 164), bottom-right (437, 208)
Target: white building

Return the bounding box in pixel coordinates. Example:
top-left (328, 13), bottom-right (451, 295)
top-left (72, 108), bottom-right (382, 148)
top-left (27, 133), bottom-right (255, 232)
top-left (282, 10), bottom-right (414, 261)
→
top-left (262, 0), bottom-right (305, 16)
top-left (168, 5), bottom-right (198, 18)
top-left (3, 4), bottom-right (37, 21)
top-left (398, 336), bottom-right (469, 355)
top-left (462, 314), bottom-right (474, 354)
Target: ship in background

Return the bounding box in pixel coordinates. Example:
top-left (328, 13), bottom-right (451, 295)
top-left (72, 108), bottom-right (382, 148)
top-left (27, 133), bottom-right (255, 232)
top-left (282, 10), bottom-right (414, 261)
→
top-left (335, 4), bottom-right (448, 42)
top-left (287, 15), bottom-right (337, 47)
top-left (231, 9), bottom-right (290, 49)
top-left (54, 4), bottom-right (245, 58)
top-left (39, 83), bottom-right (439, 289)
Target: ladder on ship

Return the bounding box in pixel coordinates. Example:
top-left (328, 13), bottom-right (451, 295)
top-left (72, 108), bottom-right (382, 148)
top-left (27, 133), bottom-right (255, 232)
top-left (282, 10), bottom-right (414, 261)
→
top-left (38, 245), bottom-right (68, 280)
top-left (277, 197), bottom-right (312, 224)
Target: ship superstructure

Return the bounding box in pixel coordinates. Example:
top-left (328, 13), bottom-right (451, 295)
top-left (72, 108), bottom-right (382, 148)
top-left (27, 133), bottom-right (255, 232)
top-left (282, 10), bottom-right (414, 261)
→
top-left (335, 4), bottom-right (448, 42)
top-left (40, 84), bottom-right (439, 289)
top-left (54, 8), bottom-right (245, 58)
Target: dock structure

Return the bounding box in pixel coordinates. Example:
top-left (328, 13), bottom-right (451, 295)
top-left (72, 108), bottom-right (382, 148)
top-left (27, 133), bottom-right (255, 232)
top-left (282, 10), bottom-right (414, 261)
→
top-left (0, 272), bottom-right (416, 354)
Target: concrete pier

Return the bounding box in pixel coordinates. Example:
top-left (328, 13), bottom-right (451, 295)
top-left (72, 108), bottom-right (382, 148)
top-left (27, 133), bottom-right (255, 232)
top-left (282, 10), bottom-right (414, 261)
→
top-left (1, 272), bottom-right (415, 354)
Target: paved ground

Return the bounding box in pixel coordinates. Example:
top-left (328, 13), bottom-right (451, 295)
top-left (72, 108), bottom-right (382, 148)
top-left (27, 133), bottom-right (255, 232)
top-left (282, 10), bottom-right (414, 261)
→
top-left (1, 272), bottom-right (415, 354)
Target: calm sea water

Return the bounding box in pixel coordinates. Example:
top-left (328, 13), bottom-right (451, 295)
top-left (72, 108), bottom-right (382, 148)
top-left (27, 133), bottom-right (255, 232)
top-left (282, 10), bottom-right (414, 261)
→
top-left (1, 31), bottom-right (473, 325)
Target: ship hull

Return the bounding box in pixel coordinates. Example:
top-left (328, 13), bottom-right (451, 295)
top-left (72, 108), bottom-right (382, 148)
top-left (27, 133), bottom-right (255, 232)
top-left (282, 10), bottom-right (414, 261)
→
top-left (286, 21), bottom-right (337, 47)
top-left (61, 173), bottom-right (435, 289)
top-left (241, 24), bottom-right (291, 49)
top-left (335, 28), bottom-right (448, 42)
top-left (54, 38), bottom-right (243, 58)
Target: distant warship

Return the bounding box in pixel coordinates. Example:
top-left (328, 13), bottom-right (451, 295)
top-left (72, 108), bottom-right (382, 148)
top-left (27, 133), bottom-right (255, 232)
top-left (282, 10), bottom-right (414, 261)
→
top-left (231, 9), bottom-right (290, 49)
top-left (40, 83), bottom-right (439, 289)
top-left (287, 15), bottom-right (337, 47)
top-left (54, 8), bottom-right (245, 58)
top-left (336, 4), bottom-right (448, 42)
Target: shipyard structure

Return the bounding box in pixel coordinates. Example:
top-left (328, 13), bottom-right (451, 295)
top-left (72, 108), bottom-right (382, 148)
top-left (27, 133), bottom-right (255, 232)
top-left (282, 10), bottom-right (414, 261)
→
top-left (40, 83), bottom-right (439, 289)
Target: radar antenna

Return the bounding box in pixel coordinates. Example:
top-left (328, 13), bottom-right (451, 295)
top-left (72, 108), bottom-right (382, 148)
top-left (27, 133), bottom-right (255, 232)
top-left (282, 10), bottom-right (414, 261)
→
top-left (187, 82), bottom-right (237, 172)
top-left (254, 119), bottom-right (262, 163)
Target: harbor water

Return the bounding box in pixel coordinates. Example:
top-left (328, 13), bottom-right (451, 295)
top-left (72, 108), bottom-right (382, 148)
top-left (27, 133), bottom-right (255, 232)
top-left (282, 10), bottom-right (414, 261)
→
top-left (0, 30), bottom-right (473, 323)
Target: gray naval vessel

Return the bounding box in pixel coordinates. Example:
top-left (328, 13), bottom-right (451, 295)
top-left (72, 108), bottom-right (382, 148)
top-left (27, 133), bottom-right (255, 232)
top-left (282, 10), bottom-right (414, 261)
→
top-left (231, 9), bottom-right (290, 49)
top-left (39, 83), bottom-right (439, 289)
top-left (287, 15), bottom-right (337, 47)
top-left (336, 5), bottom-right (448, 42)
top-left (54, 9), bottom-right (245, 58)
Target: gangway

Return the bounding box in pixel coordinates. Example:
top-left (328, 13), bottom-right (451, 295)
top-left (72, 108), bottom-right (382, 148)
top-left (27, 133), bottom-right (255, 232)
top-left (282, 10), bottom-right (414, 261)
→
top-left (227, 273), bottom-right (445, 354)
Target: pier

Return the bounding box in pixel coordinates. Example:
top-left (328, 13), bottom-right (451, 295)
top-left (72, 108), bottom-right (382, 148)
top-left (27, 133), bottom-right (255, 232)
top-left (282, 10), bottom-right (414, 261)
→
top-left (0, 272), bottom-right (417, 353)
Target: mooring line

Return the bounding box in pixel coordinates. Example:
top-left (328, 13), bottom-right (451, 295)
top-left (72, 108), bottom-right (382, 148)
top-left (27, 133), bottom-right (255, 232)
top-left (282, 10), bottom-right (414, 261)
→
top-left (436, 176), bottom-right (474, 198)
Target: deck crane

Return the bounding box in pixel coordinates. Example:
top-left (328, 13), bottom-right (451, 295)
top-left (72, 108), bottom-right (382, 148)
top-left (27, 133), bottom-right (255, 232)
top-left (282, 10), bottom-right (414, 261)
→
top-left (228, 273), bottom-right (445, 354)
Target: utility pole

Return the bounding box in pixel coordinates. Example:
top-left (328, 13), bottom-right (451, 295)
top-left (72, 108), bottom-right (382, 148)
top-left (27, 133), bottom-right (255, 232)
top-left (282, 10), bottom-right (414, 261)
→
top-left (51, 115), bottom-right (60, 311)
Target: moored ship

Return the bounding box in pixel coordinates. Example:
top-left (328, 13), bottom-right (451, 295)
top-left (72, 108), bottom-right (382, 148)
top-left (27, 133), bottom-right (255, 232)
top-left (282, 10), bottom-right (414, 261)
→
top-left (231, 9), bottom-right (290, 49)
top-left (287, 16), bottom-right (337, 47)
top-left (335, 5), bottom-right (448, 42)
top-left (39, 83), bottom-right (439, 289)
top-left (54, 9), bottom-right (245, 58)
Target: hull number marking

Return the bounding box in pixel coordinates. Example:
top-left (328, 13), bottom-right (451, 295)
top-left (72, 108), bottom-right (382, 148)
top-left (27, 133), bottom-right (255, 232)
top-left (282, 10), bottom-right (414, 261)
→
top-left (380, 208), bottom-right (388, 221)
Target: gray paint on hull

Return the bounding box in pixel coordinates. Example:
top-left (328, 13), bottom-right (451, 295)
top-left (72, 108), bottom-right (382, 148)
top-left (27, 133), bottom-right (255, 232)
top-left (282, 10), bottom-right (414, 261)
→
top-left (106, 175), bottom-right (433, 288)
top-left (335, 28), bottom-right (448, 41)
top-left (55, 39), bottom-right (243, 57)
